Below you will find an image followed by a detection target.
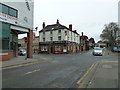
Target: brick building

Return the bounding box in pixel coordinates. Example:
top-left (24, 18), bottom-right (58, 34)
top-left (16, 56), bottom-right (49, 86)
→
top-left (18, 36), bottom-right (39, 53)
top-left (80, 32), bottom-right (89, 51)
top-left (39, 20), bottom-right (80, 54)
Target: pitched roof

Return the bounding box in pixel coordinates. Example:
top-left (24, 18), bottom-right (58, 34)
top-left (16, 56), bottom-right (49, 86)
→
top-left (39, 23), bottom-right (69, 32)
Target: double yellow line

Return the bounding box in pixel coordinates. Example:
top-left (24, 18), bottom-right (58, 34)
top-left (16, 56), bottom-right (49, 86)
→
top-left (0, 61), bottom-right (36, 71)
top-left (76, 61), bottom-right (98, 88)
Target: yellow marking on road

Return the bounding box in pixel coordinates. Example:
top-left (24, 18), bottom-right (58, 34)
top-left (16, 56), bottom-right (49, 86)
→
top-left (41, 58), bottom-right (49, 60)
top-left (77, 61), bottom-right (98, 88)
top-left (0, 62), bottom-right (37, 70)
top-left (24, 69), bottom-right (40, 75)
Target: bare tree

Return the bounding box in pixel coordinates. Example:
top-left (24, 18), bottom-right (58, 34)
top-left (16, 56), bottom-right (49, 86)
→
top-left (100, 22), bottom-right (120, 46)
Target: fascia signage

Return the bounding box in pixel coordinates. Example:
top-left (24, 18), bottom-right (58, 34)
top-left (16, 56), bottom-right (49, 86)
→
top-left (0, 12), bottom-right (32, 29)
top-left (0, 12), bottom-right (18, 25)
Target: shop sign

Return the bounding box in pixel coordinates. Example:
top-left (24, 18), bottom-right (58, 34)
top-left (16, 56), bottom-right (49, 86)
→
top-left (0, 53), bottom-right (8, 55)
top-left (0, 12), bottom-right (18, 25)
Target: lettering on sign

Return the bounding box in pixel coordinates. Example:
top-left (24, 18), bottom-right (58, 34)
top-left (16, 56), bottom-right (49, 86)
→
top-left (0, 12), bottom-right (18, 24)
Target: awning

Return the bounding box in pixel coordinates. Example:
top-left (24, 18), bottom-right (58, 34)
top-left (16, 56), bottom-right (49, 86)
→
top-left (10, 25), bottom-right (29, 33)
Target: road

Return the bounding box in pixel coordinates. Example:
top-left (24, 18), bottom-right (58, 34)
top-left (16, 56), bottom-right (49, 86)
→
top-left (2, 50), bottom-right (118, 88)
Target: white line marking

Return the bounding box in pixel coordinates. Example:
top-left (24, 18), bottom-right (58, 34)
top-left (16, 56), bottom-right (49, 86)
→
top-left (24, 69), bottom-right (40, 75)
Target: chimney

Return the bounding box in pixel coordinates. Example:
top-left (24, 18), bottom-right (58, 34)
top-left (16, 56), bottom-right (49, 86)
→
top-left (69, 24), bottom-right (72, 31)
top-left (42, 22), bottom-right (45, 29)
top-left (82, 32), bottom-right (83, 36)
top-left (56, 19), bottom-right (59, 24)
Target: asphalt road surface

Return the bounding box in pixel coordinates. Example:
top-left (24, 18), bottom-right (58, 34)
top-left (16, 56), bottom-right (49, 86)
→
top-left (2, 50), bottom-right (118, 88)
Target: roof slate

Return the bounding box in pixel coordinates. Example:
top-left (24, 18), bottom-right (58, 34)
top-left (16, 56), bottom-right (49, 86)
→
top-left (40, 23), bottom-right (69, 32)
top-left (39, 23), bottom-right (79, 35)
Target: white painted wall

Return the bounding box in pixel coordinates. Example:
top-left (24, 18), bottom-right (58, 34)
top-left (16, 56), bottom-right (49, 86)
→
top-left (39, 29), bottom-right (80, 44)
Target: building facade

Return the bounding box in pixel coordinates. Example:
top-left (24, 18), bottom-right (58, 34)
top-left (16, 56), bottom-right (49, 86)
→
top-left (118, 1), bottom-right (120, 46)
top-left (39, 20), bottom-right (80, 54)
top-left (0, 0), bottom-right (34, 61)
top-left (80, 32), bottom-right (89, 51)
top-left (18, 36), bottom-right (39, 53)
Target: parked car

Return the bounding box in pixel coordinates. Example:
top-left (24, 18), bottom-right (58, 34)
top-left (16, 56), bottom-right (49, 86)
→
top-left (112, 46), bottom-right (120, 52)
top-left (18, 49), bottom-right (26, 56)
top-left (92, 47), bottom-right (103, 56)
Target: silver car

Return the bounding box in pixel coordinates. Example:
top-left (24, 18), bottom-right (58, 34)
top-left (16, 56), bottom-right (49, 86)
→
top-left (92, 47), bottom-right (103, 56)
top-left (18, 49), bottom-right (26, 56)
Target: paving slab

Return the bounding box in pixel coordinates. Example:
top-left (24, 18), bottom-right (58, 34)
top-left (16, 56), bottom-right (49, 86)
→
top-left (77, 60), bottom-right (118, 88)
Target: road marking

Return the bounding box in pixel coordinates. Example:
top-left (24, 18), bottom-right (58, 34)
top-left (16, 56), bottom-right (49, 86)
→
top-left (76, 61), bottom-right (98, 88)
top-left (0, 61), bottom-right (37, 70)
top-left (24, 69), bottom-right (40, 75)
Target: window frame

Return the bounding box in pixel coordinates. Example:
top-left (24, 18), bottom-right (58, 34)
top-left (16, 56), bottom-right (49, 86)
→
top-left (58, 36), bottom-right (61, 41)
top-left (0, 3), bottom-right (18, 18)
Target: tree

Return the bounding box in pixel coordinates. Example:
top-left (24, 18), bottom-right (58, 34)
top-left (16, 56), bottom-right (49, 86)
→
top-left (100, 22), bottom-right (120, 46)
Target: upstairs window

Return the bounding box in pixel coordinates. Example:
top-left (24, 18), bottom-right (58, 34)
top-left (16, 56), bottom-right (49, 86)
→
top-left (50, 31), bottom-right (52, 34)
top-left (43, 32), bottom-right (45, 34)
top-left (65, 31), bottom-right (67, 35)
top-left (58, 36), bottom-right (61, 41)
top-left (0, 4), bottom-right (2, 12)
top-left (43, 38), bottom-right (45, 42)
top-left (2, 4), bottom-right (8, 14)
top-left (0, 3), bottom-right (18, 18)
top-left (50, 37), bottom-right (53, 41)
top-left (9, 8), bottom-right (17, 17)
top-left (58, 30), bottom-right (61, 33)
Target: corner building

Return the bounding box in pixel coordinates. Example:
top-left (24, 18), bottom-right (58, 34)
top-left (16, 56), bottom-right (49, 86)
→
top-left (39, 20), bottom-right (80, 54)
top-left (0, 0), bottom-right (34, 61)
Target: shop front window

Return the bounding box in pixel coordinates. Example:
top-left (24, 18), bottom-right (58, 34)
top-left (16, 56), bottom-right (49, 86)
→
top-left (63, 45), bottom-right (67, 52)
top-left (55, 45), bottom-right (61, 51)
top-left (0, 22), bottom-right (10, 50)
top-left (41, 46), bottom-right (48, 51)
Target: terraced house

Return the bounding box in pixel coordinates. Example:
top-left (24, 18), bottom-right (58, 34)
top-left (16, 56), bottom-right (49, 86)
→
top-left (39, 20), bottom-right (80, 54)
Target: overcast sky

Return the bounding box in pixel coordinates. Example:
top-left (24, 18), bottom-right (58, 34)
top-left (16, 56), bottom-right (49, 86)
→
top-left (28, 0), bottom-right (119, 42)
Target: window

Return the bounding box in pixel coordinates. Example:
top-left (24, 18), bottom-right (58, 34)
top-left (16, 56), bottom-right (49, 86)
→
top-left (58, 36), bottom-right (61, 41)
top-left (0, 3), bottom-right (2, 12)
top-left (58, 30), bottom-right (61, 33)
top-left (41, 46), bottom-right (48, 51)
top-left (50, 37), bottom-right (53, 41)
top-left (2, 40), bottom-right (9, 50)
top-left (55, 45), bottom-right (61, 51)
top-left (2, 4), bottom-right (8, 14)
top-left (43, 38), bottom-right (45, 42)
top-left (0, 3), bottom-right (18, 18)
top-left (0, 22), bottom-right (10, 40)
top-left (43, 32), bottom-right (45, 34)
top-left (9, 8), bottom-right (17, 17)
top-left (0, 22), bottom-right (10, 50)
top-left (65, 31), bottom-right (67, 35)
top-left (50, 31), bottom-right (52, 34)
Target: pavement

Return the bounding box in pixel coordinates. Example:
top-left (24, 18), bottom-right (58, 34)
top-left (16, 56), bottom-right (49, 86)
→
top-left (77, 60), bottom-right (119, 88)
top-left (0, 55), bottom-right (47, 70)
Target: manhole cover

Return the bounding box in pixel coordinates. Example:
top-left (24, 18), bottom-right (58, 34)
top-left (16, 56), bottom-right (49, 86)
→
top-left (102, 65), bottom-right (112, 68)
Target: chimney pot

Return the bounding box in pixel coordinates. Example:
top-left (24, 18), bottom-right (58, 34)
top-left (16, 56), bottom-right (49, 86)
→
top-left (69, 24), bottom-right (72, 31)
top-left (43, 22), bottom-right (45, 29)
top-left (82, 32), bottom-right (84, 36)
top-left (56, 19), bottom-right (59, 24)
